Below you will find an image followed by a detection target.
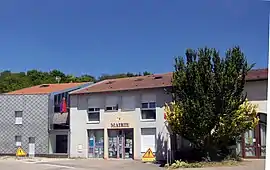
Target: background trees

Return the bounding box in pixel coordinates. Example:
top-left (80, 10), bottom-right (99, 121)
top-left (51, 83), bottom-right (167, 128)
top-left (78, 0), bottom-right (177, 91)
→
top-left (0, 69), bottom-right (152, 93)
top-left (165, 46), bottom-right (259, 161)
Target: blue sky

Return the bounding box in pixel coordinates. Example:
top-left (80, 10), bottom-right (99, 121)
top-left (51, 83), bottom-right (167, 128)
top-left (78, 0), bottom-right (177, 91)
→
top-left (0, 0), bottom-right (269, 77)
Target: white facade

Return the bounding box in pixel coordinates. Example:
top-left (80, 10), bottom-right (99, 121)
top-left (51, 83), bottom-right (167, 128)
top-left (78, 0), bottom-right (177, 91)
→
top-left (69, 88), bottom-right (172, 160)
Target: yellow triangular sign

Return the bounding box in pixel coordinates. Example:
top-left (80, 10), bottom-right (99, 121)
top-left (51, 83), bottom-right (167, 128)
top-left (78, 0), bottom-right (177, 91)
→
top-left (142, 148), bottom-right (155, 162)
top-left (16, 147), bottom-right (27, 157)
top-left (142, 148), bottom-right (155, 158)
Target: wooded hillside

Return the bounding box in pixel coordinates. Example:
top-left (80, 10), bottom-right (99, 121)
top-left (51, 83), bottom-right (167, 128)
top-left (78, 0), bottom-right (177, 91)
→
top-left (0, 69), bottom-right (152, 93)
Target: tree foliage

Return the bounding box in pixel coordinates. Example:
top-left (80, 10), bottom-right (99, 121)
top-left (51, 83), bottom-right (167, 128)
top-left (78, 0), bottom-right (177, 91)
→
top-left (0, 69), bottom-right (152, 93)
top-left (165, 46), bottom-right (259, 160)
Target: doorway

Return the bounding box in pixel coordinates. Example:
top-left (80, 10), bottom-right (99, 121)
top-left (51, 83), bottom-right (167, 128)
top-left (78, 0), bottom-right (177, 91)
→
top-left (242, 113), bottom-right (267, 158)
top-left (56, 135), bottom-right (68, 153)
top-left (108, 129), bottom-right (134, 159)
top-left (88, 129), bottom-right (104, 158)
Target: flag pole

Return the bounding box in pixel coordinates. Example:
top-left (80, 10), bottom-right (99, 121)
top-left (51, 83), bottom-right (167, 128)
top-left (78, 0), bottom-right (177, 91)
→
top-left (265, 13), bottom-right (270, 170)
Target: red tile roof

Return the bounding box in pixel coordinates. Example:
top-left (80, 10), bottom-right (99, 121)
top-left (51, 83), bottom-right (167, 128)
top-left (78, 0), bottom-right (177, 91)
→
top-left (6, 82), bottom-right (89, 95)
top-left (72, 73), bottom-right (173, 94)
top-left (245, 68), bottom-right (268, 81)
top-left (71, 68), bottom-right (268, 94)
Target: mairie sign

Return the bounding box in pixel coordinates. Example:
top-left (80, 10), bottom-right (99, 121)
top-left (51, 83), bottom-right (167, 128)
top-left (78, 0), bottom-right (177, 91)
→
top-left (141, 148), bottom-right (155, 162)
top-left (16, 147), bottom-right (27, 157)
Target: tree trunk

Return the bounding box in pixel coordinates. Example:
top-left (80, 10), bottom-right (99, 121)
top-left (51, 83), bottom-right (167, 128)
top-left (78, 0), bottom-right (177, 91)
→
top-left (203, 134), bottom-right (219, 161)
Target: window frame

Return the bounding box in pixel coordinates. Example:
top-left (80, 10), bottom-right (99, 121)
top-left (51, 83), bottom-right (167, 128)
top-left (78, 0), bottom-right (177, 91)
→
top-left (140, 102), bottom-right (156, 121)
top-left (15, 135), bottom-right (22, 147)
top-left (29, 137), bottom-right (35, 144)
top-left (15, 111), bottom-right (23, 125)
top-left (87, 107), bottom-right (100, 123)
top-left (141, 102), bottom-right (156, 110)
top-left (105, 105), bottom-right (118, 112)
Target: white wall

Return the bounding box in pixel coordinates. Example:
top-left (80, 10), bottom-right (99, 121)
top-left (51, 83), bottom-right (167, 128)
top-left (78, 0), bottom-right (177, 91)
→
top-left (244, 80), bottom-right (267, 113)
top-left (48, 130), bottom-right (69, 154)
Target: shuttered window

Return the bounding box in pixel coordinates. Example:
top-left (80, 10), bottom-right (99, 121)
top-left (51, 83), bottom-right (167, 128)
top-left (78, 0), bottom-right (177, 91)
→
top-left (88, 97), bottom-right (101, 123)
top-left (105, 96), bottom-right (118, 111)
top-left (141, 128), bottom-right (156, 152)
top-left (122, 96), bottom-right (136, 111)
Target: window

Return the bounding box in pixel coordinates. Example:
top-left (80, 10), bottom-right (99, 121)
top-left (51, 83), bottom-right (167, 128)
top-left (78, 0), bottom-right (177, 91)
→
top-left (122, 96), bottom-right (136, 111)
top-left (29, 137), bottom-right (35, 144)
top-left (141, 102), bottom-right (156, 120)
top-left (54, 106), bottom-right (60, 112)
top-left (54, 93), bottom-right (69, 113)
top-left (54, 95), bottom-right (59, 105)
top-left (105, 105), bottom-right (118, 111)
top-left (88, 107), bottom-right (100, 123)
top-left (141, 128), bottom-right (156, 152)
top-left (88, 97), bottom-right (101, 123)
top-left (15, 111), bottom-right (23, 124)
top-left (105, 96), bottom-right (118, 112)
top-left (54, 94), bottom-right (60, 112)
top-left (15, 135), bottom-right (22, 147)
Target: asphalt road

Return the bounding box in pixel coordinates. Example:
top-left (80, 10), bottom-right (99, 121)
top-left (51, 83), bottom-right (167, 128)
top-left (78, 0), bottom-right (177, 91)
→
top-left (0, 158), bottom-right (265, 170)
top-left (0, 159), bottom-right (163, 170)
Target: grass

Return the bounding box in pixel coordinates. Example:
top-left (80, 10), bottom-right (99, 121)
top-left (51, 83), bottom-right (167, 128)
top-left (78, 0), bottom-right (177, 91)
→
top-left (166, 159), bottom-right (242, 169)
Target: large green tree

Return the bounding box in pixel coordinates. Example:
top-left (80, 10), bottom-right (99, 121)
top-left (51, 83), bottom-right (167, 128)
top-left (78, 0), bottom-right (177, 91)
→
top-left (165, 46), bottom-right (258, 160)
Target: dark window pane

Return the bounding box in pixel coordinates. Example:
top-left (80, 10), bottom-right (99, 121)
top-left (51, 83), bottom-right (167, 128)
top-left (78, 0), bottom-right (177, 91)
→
top-left (88, 112), bottom-right (100, 122)
top-left (15, 136), bottom-right (22, 142)
top-left (141, 103), bottom-right (148, 109)
top-left (259, 113), bottom-right (267, 123)
top-left (54, 106), bottom-right (60, 113)
top-left (54, 95), bottom-right (58, 105)
top-left (15, 111), bottom-right (22, 117)
top-left (106, 106), bottom-right (117, 111)
top-left (141, 110), bottom-right (156, 120)
top-left (149, 102), bottom-right (156, 108)
top-left (106, 107), bottom-right (113, 111)
top-left (29, 137), bottom-right (35, 143)
top-left (88, 108), bottom-right (95, 112)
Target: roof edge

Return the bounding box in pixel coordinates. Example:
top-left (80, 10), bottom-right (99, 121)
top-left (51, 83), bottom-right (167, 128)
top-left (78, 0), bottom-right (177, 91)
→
top-left (71, 85), bottom-right (172, 95)
top-left (50, 82), bottom-right (93, 95)
top-left (4, 82), bottom-right (91, 95)
top-left (69, 81), bottom-right (106, 95)
top-left (1, 93), bottom-right (49, 95)
top-left (70, 68), bottom-right (268, 95)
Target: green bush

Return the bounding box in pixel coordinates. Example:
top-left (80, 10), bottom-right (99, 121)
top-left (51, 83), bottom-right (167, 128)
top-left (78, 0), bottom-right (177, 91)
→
top-left (169, 160), bottom-right (203, 169)
top-left (167, 159), bottom-right (240, 169)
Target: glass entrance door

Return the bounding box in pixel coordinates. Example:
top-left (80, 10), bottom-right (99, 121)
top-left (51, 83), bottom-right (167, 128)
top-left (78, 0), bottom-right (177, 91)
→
top-left (259, 123), bottom-right (266, 157)
top-left (108, 130), bottom-right (119, 158)
top-left (243, 129), bottom-right (257, 157)
top-left (242, 113), bottom-right (267, 158)
top-left (108, 129), bottom-right (134, 159)
top-left (124, 129), bottom-right (133, 159)
top-left (108, 130), bottom-right (124, 158)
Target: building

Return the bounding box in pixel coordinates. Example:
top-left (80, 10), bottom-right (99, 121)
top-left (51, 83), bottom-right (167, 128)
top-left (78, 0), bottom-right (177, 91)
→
top-left (69, 73), bottom-right (172, 160)
top-left (0, 82), bottom-right (92, 157)
top-left (69, 68), bottom-right (267, 160)
top-left (239, 68), bottom-right (267, 159)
